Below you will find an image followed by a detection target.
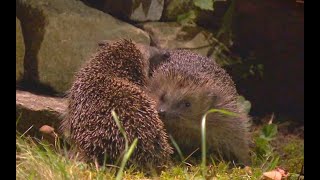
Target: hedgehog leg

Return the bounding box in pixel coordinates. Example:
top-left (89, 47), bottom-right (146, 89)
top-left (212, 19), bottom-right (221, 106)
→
top-left (226, 129), bottom-right (251, 166)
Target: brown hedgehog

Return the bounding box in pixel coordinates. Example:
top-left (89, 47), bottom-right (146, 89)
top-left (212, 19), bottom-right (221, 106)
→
top-left (60, 39), bottom-right (173, 168)
top-left (147, 50), bottom-right (251, 165)
top-left (97, 39), bottom-right (170, 78)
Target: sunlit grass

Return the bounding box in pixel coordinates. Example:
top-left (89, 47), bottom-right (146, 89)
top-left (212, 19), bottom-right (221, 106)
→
top-left (200, 108), bottom-right (239, 178)
top-left (111, 110), bottom-right (138, 180)
top-left (16, 109), bottom-right (304, 179)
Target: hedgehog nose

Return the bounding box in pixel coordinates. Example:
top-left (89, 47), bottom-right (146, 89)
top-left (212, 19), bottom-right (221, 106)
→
top-left (162, 51), bottom-right (170, 59)
top-left (158, 108), bottom-right (166, 118)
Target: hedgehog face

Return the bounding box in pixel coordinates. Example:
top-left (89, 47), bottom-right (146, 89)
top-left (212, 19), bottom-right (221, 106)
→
top-left (157, 91), bottom-right (196, 121)
top-left (148, 73), bottom-right (217, 128)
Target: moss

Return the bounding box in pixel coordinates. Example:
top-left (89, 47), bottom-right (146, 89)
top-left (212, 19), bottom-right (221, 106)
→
top-left (276, 136), bottom-right (304, 173)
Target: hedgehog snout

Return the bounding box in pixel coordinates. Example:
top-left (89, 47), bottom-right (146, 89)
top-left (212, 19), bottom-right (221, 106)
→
top-left (157, 107), bottom-right (180, 120)
top-left (158, 108), bottom-right (166, 118)
top-left (162, 51), bottom-right (170, 59)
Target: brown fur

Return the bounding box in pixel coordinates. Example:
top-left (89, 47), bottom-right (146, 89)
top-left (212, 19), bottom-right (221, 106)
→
top-left (60, 39), bottom-right (173, 168)
top-left (147, 50), bottom-right (251, 165)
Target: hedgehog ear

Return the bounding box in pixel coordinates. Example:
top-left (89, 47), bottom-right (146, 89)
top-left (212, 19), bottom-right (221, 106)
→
top-left (161, 51), bottom-right (170, 59)
top-left (149, 49), bottom-right (170, 66)
top-left (206, 92), bottom-right (218, 106)
top-left (148, 49), bottom-right (171, 76)
top-left (98, 40), bottom-right (112, 48)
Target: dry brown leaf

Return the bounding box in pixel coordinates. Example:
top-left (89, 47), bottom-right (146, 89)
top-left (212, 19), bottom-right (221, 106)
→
top-left (39, 125), bottom-right (55, 135)
top-left (276, 167), bottom-right (289, 177)
top-left (262, 170), bottom-right (282, 180)
top-left (244, 166), bottom-right (252, 175)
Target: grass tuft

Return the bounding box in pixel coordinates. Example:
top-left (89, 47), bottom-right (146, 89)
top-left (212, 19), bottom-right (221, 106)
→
top-left (111, 109), bottom-right (138, 180)
top-left (16, 110), bottom-right (304, 179)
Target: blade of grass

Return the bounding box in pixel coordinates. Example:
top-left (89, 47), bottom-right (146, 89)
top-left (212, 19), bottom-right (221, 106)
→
top-left (169, 135), bottom-right (190, 180)
top-left (111, 110), bottom-right (128, 151)
top-left (111, 109), bottom-right (139, 180)
top-left (201, 108), bottom-right (238, 178)
top-left (169, 135), bottom-right (185, 161)
top-left (267, 156), bottom-right (279, 171)
top-left (16, 112), bottom-right (22, 126)
top-left (201, 111), bottom-right (207, 178)
top-left (116, 138), bottom-right (138, 180)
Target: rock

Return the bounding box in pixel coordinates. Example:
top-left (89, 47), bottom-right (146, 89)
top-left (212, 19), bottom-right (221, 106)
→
top-left (140, 22), bottom-right (231, 64)
top-left (84, 0), bottom-right (164, 22)
top-left (16, 0), bottom-right (150, 93)
top-left (16, 18), bottom-right (24, 81)
top-left (16, 90), bottom-right (67, 137)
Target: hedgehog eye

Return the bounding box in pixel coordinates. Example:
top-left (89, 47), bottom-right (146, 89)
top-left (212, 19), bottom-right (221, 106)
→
top-left (160, 93), bottom-right (166, 102)
top-left (185, 102), bottom-right (191, 107)
top-left (180, 100), bottom-right (191, 108)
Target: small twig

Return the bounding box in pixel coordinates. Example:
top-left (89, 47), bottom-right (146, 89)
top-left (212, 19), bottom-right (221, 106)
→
top-left (103, 164), bottom-right (120, 169)
top-left (190, 168), bottom-right (201, 179)
top-left (268, 113), bottom-right (275, 124)
top-left (297, 164), bottom-right (304, 180)
top-left (184, 148), bottom-right (199, 162)
top-left (53, 131), bottom-right (59, 148)
top-left (20, 125), bottom-right (34, 138)
top-left (182, 161), bottom-right (193, 167)
top-left (94, 158), bottom-right (100, 171)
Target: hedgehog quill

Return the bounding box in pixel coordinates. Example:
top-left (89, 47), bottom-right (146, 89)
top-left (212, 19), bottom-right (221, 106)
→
top-left (60, 39), bottom-right (173, 169)
top-left (147, 50), bottom-right (251, 165)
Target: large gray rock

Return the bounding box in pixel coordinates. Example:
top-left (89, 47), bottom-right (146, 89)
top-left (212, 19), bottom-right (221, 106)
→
top-left (16, 90), bottom-right (67, 137)
top-left (141, 22), bottom-right (232, 65)
top-left (84, 0), bottom-right (164, 22)
top-left (16, 0), bottom-right (150, 93)
top-left (16, 18), bottom-right (24, 81)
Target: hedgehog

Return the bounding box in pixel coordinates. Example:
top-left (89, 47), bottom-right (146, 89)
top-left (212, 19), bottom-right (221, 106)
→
top-left (147, 49), bottom-right (251, 165)
top-left (60, 39), bottom-right (173, 168)
top-left (97, 39), bottom-right (170, 77)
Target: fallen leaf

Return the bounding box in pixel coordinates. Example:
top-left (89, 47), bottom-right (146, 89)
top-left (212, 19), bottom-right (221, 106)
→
top-left (263, 170), bottom-right (282, 180)
top-left (39, 125), bottom-right (55, 135)
top-left (276, 167), bottom-right (289, 177)
top-left (244, 166), bottom-right (252, 175)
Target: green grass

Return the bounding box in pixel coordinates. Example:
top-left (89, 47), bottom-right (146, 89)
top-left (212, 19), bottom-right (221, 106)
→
top-left (111, 110), bottom-right (139, 180)
top-left (200, 109), bottom-right (239, 178)
top-left (16, 109), bottom-right (304, 179)
top-left (16, 135), bottom-right (114, 180)
top-left (16, 135), bottom-right (303, 179)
